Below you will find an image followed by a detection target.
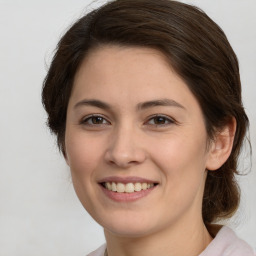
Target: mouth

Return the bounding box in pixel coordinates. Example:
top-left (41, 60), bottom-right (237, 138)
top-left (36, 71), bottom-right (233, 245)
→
top-left (100, 181), bottom-right (158, 193)
top-left (98, 176), bottom-right (159, 202)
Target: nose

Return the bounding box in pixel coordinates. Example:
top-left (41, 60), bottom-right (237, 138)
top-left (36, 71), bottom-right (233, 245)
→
top-left (104, 126), bottom-right (147, 168)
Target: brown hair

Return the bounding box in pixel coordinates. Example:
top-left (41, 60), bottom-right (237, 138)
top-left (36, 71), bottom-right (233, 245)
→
top-left (42, 0), bottom-right (249, 223)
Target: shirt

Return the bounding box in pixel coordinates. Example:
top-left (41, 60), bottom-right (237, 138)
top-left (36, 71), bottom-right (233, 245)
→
top-left (87, 226), bottom-right (255, 256)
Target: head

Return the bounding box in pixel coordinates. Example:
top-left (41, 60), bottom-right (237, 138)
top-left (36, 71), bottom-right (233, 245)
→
top-left (42, 0), bottom-right (249, 226)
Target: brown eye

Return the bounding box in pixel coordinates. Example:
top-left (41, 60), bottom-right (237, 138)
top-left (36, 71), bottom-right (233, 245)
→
top-left (82, 115), bottom-right (110, 125)
top-left (153, 116), bottom-right (167, 125)
top-left (147, 115), bottom-right (174, 126)
top-left (91, 116), bottom-right (104, 124)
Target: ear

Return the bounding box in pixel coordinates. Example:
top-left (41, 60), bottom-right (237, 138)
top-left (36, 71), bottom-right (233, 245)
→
top-left (206, 117), bottom-right (236, 171)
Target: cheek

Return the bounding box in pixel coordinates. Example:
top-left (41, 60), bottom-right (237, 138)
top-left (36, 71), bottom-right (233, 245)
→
top-left (65, 132), bottom-right (105, 178)
top-left (64, 132), bottom-right (106, 213)
top-left (149, 132), bottom-right (208, 193)
top-left (152, 131), bottom-right (207, 167)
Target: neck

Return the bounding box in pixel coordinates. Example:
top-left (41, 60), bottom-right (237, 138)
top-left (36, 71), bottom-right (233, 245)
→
top-left (104, 217), bottom-right (212, 256)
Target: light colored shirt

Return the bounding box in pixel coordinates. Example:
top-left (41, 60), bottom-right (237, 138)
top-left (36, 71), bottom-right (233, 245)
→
top-left (199, 226), bottom-right (255, 256)
top-left (87, 226), bottom-right (255, 256)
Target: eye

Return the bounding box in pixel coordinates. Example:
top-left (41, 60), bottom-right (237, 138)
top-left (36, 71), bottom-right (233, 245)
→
top-left (146, 115), bottom-right (175, 126)
top-left (81, 115), bottom-right (110, 126)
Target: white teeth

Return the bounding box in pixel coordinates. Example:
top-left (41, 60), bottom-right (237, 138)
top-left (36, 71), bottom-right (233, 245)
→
top-left (142, 183), bottom-right (147, 190)
top-left (112, 182), bottom-right (117, 192)
top-left (134, 182), bottom-right (142, 192)
top-left (104, 182), bottom-right (156, 193)
top-left (125, 183), bottom-right (135, 193)
top-left (106, 182), bottom-right (112, 190)
top-left (116, 183), bottom-right (125, 193)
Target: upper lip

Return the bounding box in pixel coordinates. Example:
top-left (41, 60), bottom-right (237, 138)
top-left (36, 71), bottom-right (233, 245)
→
top-left (98, 176), bottom-right (158, 184)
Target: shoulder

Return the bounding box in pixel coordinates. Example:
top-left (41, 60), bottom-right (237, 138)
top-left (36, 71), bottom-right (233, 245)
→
top-left (200, 226), bottom-right (255, 256)
top-left (86, 244), bottom-right (106, 256)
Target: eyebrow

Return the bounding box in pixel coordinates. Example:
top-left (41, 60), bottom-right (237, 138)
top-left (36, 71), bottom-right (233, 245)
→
top-left (74, 98), bottom-right (186, 111)
top-left (137, 98), bottom-right (186, 110)
top-left (74, 99), bottom-right (111, 110)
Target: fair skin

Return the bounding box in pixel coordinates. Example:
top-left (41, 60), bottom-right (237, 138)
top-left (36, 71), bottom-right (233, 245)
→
top-left (65, 46), bottom-right (235, 256)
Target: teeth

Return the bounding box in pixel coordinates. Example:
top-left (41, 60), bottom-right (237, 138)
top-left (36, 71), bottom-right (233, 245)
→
top-left (116, 183), bottom-right (125, 193)
top-left (142, 183), bottom-right (147, 190)
top-left (111, 182), bottom-right (117, 192)
top-left (125, 183), bottom-right (134, 193)
top-left (104, 182), bottom-right (155, 193)
top-left (106, 182), bottom-right (112, 190)
top-left (134, 182), bottom-right (142, 192)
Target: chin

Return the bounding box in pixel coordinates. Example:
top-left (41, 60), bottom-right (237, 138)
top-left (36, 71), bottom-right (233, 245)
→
top-left (97, 211), bottom-right (160, 238)
top-left (104, 223), bottom-right (155, 238)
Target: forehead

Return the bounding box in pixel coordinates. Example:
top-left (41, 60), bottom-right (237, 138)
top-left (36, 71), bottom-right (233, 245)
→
top-left (75, 47), bottom-right (174, 90)
top-left (74, 45), bottom-right (173, 87)
top-left (70, 45), bottom-right (200, 114)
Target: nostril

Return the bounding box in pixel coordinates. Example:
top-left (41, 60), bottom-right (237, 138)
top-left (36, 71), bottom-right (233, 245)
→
top-left (104, 141), bottom-right (147, 168)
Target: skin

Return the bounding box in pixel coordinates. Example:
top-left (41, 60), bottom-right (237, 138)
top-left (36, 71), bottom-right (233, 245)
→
top-left (65, 46), bottom-right (235, 256)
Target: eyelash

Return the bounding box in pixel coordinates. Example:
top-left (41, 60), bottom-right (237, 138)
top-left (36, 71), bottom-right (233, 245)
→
top-left (80, 114), bottom-right (176, 127)
top-left (80, 114), bottom-right (110, 126)
top-left (146, 114), bottom-right (175, 127)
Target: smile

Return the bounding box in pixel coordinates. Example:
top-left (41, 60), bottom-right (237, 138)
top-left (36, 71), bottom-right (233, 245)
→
top-left (98, 176), bottom-right (159, 202)
top-left (103, 182), bottom-right (155, 193)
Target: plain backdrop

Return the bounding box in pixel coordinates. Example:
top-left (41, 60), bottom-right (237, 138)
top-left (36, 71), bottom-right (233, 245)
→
top-left (0, 0), bottom-right (255, 255)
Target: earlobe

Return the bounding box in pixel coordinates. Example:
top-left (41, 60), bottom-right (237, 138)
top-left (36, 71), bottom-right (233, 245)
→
top-left (206, 117), bottom-right (236, 171)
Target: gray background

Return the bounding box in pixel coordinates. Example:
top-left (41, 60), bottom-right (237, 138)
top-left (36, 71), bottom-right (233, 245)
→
top-left (0, 0), bottom-right (255, 255)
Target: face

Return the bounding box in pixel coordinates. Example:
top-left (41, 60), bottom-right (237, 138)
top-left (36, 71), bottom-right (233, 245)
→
top-left (65, 46), bottom-right (213, 238)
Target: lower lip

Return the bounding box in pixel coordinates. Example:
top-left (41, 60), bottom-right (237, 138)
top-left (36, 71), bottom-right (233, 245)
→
top-left (100, 185), bottom-right (156, 202)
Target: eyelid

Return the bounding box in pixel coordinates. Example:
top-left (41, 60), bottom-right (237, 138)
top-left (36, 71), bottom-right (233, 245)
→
top-left (79, 113), bottom-right (177, 127)
top-left (145, 114), bottom-right (176, 126)
top-left (80, 114), bottom-right (111, 125)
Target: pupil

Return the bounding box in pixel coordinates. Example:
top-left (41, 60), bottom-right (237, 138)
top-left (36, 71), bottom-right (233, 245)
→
top-left (92, 116), bottom-right (103, 124)
top-left (154, 117), bottom-right (165, 124)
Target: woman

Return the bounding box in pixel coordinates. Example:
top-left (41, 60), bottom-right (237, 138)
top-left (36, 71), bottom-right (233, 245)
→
top-left (42, 0), bottom-right (255, 255)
